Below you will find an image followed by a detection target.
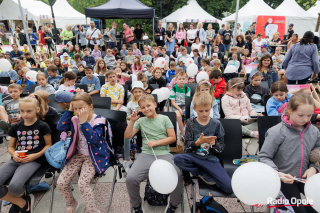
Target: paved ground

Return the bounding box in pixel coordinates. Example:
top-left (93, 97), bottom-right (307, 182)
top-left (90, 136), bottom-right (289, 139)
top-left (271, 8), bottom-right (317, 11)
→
top-left (0, 138), bottom-right (269, 213)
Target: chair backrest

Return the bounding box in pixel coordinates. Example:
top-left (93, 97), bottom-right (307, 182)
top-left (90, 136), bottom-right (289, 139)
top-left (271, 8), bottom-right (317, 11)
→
top-left (166, 51), bottom-right (171, 56)
top-left (218, 119), bottom-right (242, 163)
top-left (122, 84), bottom-right (128, 106)
top-left (260, 81), bottom-right (269, 92)
top-left (185, 83), bottom-right (197, 97)
top-left (94, 108), bottom-right (127, 149)
top-left (185, 97), bottom-right (192, 120)
top-left (257, 116), bottom-right (281, 151)
top-left (98, 76), bottom-right (105, 86)
top-left (43, 114), bottom-right (61, 144)
top-left (186, 47), bottom-right (191, 54)
top-left (48, 94), bottom-right (65, 114)
top-left (150, 84), bottom-right (159, 89)
top-left (170, 74), bottom-right (175, 82)
top-left (0, 77), bottom-right (11, 84)
top-left (29, 84), bottom-right (38, 93)
top-left (30, 68), bottom-right (45, 72)
top-left (264, 95), bottom-right (270, 116)
top-left (219, 94), bottom-right (225, 118)
top-left (136, 111), bottom-right (177, 148)
top-left (92, 96), bottom-right (111, 109)
top-left (75, 84), bottom-right (88, 92)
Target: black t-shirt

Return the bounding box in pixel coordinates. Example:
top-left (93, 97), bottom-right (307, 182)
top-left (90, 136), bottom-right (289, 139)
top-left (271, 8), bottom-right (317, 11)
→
top-left (288, 29), bottom-right (294, 39)
top-left (245, 30), bottom-right (255, 35)
top-left (271, 38), bottom-right (282, 43)
top-left (165, 30), bottom-right (176, 39)
top-left (236, 40), bottom-right (246, 48)
top-left (222, 30), bottom-right (233, 44)
top-left (133, 29), bottom-right (144, 40)
top-left (9, 119), bottom-right (51, 163)
top-left (43, 32), bottom-right (52, 43)
top-left (27, 57), bottom-right (36, 66)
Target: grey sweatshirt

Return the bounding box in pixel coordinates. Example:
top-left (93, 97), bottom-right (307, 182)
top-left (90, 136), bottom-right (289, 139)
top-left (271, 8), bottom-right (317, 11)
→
top-left (259, 115), bottom-right (320, 178)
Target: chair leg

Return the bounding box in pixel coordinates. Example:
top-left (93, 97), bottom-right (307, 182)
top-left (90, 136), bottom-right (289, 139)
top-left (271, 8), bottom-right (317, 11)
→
top-left (181, 186), bottom-right (184, 213)
top-left (192, 182), bottom-right (196, 213)
top-left (107, 166), bottom-right (118, 213)
top-left (251, 206), bottom-right (254, 213)
top-left (49, 171), bottom-right (56, 213)
top-left (0, 199), bottom-right (2, 212)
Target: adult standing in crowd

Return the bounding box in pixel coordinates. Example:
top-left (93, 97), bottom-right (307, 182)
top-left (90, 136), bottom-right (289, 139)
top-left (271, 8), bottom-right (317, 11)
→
top-left (38, 26), bottom-right (45, 46)
top-left (283, 31), bottom-right (320, 85)
top-left (252, 22), bottom-right (257, 32)
top-left (155, 20), bottom-right (165, 47)
top-left (71, 25), bottom-right (78, 45)
top-left (286, 24), bottom-right (294, 43)
top-left (222, 23), bottom-right (232, 55)
top-left (175, 23), bottom-right (186, 47)
top-left (123, 23), bottom-right (134, 46)
top-left (187, 23), bottom-right (196, 47)
top-left (77, 25), bottom-right (87, 50)
top-left (218, 24), bottom-right (225, 36)
top-left (196, 22), bottom-right (206, 44)
top-left (43, 26), bottom-right (54, 55)
top-left (252, 33), bottom-right (265, 54)
top-left (133, 24), bottom-right (144, 41)
top-left (165, 23), bottom-right (176, 54)
top-left (213, 34), bottom-right (225, 54)
top-left (108, 22), bottom-right (117, 49)
top-left (61, 25), bottom-right (73, 45)
top-left (235, 23), bottom-right (242, 36)
top-left (205, 24), bottom-right (215, 57)
top-left (245, 25), bottom-right (255, 36)
top-left (287, 33), bottom-right (299, 51)
top-left (50, 23), bottom-right (60, 45)
top-left (86, 21), bottom-right (102, 50)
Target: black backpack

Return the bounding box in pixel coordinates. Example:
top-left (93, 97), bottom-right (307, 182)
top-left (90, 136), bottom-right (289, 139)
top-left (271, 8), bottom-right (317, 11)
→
top-left (198, 196), bottom-right (228, 213)
top-left (144, 178), bottom-right (169, 206)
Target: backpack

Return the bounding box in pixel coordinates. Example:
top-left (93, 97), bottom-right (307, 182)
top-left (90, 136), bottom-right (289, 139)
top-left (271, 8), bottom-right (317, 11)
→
top-left (198, 196), bottom-right (228, 213)
top-left (144, 178), bottom-right (169, 206)
top-left (19, 33), bottom-right (27, 46)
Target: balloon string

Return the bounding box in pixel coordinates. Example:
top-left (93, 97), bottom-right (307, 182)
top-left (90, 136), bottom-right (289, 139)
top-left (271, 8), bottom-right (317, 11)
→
top-left (142, 129), bottom-right (157, 160)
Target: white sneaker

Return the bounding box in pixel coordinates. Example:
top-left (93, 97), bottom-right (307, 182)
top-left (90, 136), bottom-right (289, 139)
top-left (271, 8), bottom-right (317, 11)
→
top-left (123, 159), bottom-right (133, 173)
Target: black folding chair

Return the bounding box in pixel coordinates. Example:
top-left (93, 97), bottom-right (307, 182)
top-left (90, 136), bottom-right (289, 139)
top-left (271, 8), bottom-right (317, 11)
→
top-left (150, 84), bottom-right (159, 89)
top-left (0, 77), bottom-right (11, 84)
top-left (185, 83), bottom-right (197, 97)
top-left (93, 109), bottom-right (126, 212)
top-left (257, 116), bottom-right (281, 151)
top-left (122, 84), bottom-right (128, 106)
top-left (189, 119), bottom-right (244, 213)
top-left (185, 97), bottom-right (192, 120)
top-left (29, 84), bottom-right (38, 93)
top-left (264, 95), bottom-right (270, 116)
top-left (30, 68), bottom-right (45, 72)
top-left (92, 96), bottom-right (111, 109)
top-left (0, 115), bottom-right (61, 213)
top-left (48, 94), bottom-right (65, 114)
top-left (219, 94), bottom-right (225, 118)
top-left (75, 84), bottom-right (88, 92)
top-left (98, 76), bottom-right (105, 86)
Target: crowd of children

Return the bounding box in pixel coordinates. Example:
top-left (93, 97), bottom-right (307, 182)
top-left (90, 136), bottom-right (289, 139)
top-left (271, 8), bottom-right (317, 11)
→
top-left (0, 24), bottom-right (319, 213)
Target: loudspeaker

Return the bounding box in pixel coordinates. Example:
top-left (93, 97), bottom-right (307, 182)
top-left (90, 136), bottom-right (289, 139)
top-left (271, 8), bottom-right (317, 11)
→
top-left (101, 19), bottom-right (106, 30)
top-left (154, 17), bottom-right (159, 30)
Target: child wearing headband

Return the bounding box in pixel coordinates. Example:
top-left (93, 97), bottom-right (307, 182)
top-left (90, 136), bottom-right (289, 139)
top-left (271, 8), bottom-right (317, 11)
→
top-left (190, 80), bottom-right (219, 119)
top-left (222, 77), bottom-right (262, 138)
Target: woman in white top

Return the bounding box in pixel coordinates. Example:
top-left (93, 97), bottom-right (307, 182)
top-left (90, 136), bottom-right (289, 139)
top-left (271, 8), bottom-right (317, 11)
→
top-left (187, 23), bottom-right (197, 47)
top-left (196, 22), bottom-right (206, 44)
top-left (252, 33), bottom-right (265, 54)
top-left (191, 37), bottom-right (201, 51)
top-left (205, 24), bottom-right (215, 57)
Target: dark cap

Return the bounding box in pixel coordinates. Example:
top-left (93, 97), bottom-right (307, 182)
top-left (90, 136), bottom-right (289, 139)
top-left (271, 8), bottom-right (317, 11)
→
top-left (157, 53), bottom-right (164, 57)
top-left (289, 23), bottom-right (294, 27)
top-left (146, 62), bottom-right (153, 67)
top-left (85, 65), bottom-right (94, 70)
top-left (55, 91), bottom-right (74, 103)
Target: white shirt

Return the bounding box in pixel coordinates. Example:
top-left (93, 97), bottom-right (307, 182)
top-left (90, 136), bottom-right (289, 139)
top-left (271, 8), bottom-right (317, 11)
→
top-left (187, 29), bottom-right (197, 40)
top-left (191, 43), bottom-right (201, 51)
top-left (86, 28), bottom-right (102, 45)
top-left (57, 84), bottom-right (75, 92)
top-left (253, 38), bottom-right (266, 52)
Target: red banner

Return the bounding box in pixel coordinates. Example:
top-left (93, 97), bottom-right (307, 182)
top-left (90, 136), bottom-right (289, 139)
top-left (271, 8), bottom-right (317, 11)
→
top-left (256, 16), bottom-right (286, 40)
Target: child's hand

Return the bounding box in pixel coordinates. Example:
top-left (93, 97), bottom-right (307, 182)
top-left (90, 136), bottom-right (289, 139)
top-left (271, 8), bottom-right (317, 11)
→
top-left (147, 140), bottom-right (157, 148)
top-left (302, 167), bottom-right (317, 182)
top-left (69, 102), bottom-right (74, 112)
top-left (199, 133), bottom-right (216, 145)
top-left (278, 172), bottom-right (295, 184)
top-left (179, 109), bottom-right (184, 116)
top-left (78, 108), bottom-right (89, 124)
top-left (12, 152), bottom-right (21, 162)
top-left (129, 110), bottom-right (140, 122)
top-left (20, 154), bottom-right (38, 163)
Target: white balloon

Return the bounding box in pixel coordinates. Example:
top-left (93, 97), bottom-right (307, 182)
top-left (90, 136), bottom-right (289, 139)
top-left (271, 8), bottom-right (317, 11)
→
top-left (305, 173), bottom-right (320, 212)
top-left (149, 159), bottom-right (178, 194)
top-left (0, 59), bottom-right (11, 72)
top-left (151, 89), bottom-right (163, 102)
top-left (224, 65), bottom-right (237, 74)
top-left (196, 71), bottom-right (209, 83)
top-left (160, 87), bottom-right (170, 100)
top-left (155, 57), bottom-right (166, 68)
top-left (187, 63), bottom-right (198, 77)
top-left (26, 71), bottom-right (38, 82)
top-left (231, 162), bottom-right (280, 205)
top-left (93, 73), bottom-right (99, 76)
top-left (184, 57), bottom-right (194, 67)
top-left (131, 74), bottom-right (137, 83)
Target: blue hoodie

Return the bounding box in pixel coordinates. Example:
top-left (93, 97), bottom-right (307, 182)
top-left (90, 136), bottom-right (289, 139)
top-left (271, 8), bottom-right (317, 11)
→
top-left (266, 92), bottom-right (293, 116)
top-left (16, 77), bottom-right (36, 90)
top-left (166, 69), bottom-right (175, 86)
top-left (28, 33), bottom-right (38, 45)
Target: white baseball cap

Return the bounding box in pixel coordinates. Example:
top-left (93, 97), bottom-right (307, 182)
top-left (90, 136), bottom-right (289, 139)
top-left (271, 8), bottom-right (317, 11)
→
top-left (131, 81), bottom-right (145, 91)
top-left (212, 53), bottom-right (218, 57)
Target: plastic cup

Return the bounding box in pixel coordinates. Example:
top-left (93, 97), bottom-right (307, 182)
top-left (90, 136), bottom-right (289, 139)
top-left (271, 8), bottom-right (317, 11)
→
top-left (15, 150), bottom-right (28, 158)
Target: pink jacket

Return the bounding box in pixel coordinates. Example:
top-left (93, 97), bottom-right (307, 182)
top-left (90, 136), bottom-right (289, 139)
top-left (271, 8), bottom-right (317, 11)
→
top-left (176, 30), bottom-right (186, 40)
top-left (132, 64), bottom-right (144, 74)
top-left (221, 91), bottom-right (257, 123)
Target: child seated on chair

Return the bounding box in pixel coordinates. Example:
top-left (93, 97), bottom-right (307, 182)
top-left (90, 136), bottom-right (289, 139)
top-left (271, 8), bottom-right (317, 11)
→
top-left (244, 72), bottom-right (268, 113)
top-left (0, 94), bottom-right (52, 213)
top-left (209, 69), bottom-right (226, 105)
top-left (57, 92), bottom-right (112, 213)
top-left (54, 90), bottom-right (74, 110)
top-left (190, 80), bottom-right (219, 119)
top-left (222, 78), bottom-right (262, 138)
top-left (16, 67), bottom-right (36, 94)
top-left (100, 70), bottom-right (126, 111)
top-left (80, 65), bottom-right (101, 96)
top-left (149, 67), bottom-right (166, 111)
top-left (166, 61), bottom-right (177, 87)
top-left (35, 72), bottom-right (55, 94)
top-left (0, 84), bottom-right (22, 133)
top-left (266, 81), bottom-right (292, 116)
top-left (0, 59), bottom-right (19, 83)
top-left (124, 94), bottom-right (183, 213)
top-left (174, 92), bottom-right (232, 193)
top-left (137, 72), bottom-right (154, 94)
top-left (170, 70), bottom-right (191, 136)
top-left (47, 65), bottom-right (63, 90)
top-left (33, 90), bottom-right (58, 116)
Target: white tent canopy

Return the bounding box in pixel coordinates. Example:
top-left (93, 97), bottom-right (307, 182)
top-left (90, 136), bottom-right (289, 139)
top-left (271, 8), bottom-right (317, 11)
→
top-left (162, 0), bottom-right (221, 25)
top-left (308, 1), bottom-right (320, 16)
top-left (53, 0), bottom-right (89, 29)
top-left (276, 0), bottom-right (317, 36)
top-left (222, 0), bottom-right (282, 22)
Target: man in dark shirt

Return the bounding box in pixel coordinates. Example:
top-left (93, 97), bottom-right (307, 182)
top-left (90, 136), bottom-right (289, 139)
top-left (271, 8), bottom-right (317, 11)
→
top-left (287, 23), bottom-right (294, 40)
top-left (133, 24), bottom-right (144, 40)
top-left (222, 24), bottom-right (233, 55)
top-left (9, 44), bottom-right (23, 61)
top-left (245, 25), bottom-right (255, 36)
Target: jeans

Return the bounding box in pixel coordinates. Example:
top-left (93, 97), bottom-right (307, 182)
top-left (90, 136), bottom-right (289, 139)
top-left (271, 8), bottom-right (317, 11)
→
top-left (287, 75), bottom-right (311, 85)
top-left (224, 44), bottom-right (230, 51)
top-left (109, 42), bottom-right (115, 49)
top-left (63, 40), bottom-right (70, 45)
top-left (206, 43), bottom-right (213, 56)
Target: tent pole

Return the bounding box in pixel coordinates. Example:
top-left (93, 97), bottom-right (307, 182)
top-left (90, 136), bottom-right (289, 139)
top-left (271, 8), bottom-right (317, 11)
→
top-left (17, 0), bottom-right (33, 58)
top-left (49, 0), bottom-right (57, 52)
top-left (152, 17), bottom-right (155, 43)
top-left (232, 0), bottom-right (240, 46)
